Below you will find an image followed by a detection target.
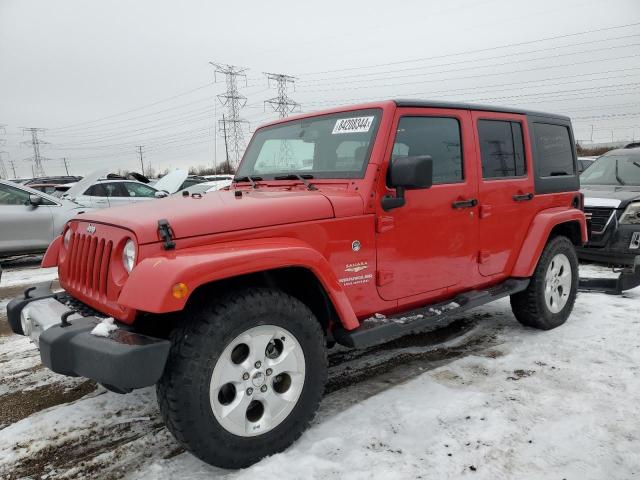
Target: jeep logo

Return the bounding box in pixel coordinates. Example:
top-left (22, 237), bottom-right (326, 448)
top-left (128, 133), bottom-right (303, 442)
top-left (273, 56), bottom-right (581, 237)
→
top-left (86, 224), bottom-right (96, 234)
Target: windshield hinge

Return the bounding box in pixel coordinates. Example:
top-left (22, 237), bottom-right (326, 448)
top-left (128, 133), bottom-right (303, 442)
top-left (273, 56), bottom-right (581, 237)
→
top-left (157, 219), bottom-right (176, 250)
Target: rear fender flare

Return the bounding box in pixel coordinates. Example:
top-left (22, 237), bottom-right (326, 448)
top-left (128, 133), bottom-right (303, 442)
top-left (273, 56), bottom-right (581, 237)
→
top-left (511, 207), bottom-right (587, 277)
top-left (117, 237), bottom-right (359, 329)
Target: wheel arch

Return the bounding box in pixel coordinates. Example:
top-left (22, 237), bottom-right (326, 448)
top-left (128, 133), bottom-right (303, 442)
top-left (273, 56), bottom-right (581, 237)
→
top-left (512, 207), bottom-right (587, 277)
top-left (117, 237), bottom-right (359, 330)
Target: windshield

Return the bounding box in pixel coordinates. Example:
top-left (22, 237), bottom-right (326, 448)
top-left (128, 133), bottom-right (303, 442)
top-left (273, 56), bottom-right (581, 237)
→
top-left (580, 154), bottom-right (640, 186)
top-left (236, 109), bottom-right (381, 179)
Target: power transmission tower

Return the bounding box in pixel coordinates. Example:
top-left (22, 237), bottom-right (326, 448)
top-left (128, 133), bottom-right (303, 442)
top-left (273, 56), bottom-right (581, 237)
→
top-left (264, 73), bottom-right (300, 118)
top-left (264, 73), bottom-right (301, 167)
top-left (21, 127), bottom-right (50, 177)
top-left (210, 62), bottom-right (249, 169)
top-left (0, 152), bottom-right (7, 179)
top-left (136, 146), bottom-right (145, 174)
top-left (8, 159), bottom-right (18, 178)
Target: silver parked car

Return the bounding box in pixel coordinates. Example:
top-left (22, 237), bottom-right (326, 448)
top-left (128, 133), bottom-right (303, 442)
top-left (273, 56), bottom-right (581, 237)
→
top-left (0, 179), bottom-right (90, 257)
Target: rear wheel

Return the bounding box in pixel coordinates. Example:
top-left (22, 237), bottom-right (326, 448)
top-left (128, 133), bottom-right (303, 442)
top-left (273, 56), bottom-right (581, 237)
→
top-left (157, 288), bottom-right (327, 469)
top-left (510, 235), bottom-right (578, 330)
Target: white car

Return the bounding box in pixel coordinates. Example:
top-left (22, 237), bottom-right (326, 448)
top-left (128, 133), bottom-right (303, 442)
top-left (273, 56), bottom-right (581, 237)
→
top-left (63, 169), bottom-right (188, 208)
top-left (178, 178), bottom-right (233, 195)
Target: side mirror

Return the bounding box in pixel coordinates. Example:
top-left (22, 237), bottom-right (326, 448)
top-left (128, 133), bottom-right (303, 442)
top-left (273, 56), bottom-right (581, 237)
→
top-left (28, 194), bottom-right (43, 207)
top-left (155, 191), bottom-right (168, 198)
top-left (382, 155), bottom-right (433, 211)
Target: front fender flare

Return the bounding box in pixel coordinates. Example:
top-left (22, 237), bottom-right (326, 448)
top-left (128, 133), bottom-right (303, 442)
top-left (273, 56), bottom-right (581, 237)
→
top-left (117, 237), bottom-right (359, 329)
top-left (511, 207), bottom-right (587, 277)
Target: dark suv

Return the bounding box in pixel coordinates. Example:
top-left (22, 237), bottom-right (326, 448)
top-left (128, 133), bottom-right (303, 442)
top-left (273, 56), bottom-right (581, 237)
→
top-left (579, 146), bottom-right (640, 265)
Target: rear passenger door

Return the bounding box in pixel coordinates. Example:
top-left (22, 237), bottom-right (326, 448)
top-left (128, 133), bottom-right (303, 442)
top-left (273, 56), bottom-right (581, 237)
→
top-left (473, 112), bottom-right (536, 277)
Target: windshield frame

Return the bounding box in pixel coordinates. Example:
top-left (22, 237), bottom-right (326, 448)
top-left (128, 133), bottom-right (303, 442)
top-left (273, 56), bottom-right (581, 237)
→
top-left (580, 153), bottom-right (640, 187)
top-left (236, 108), bottom-right (383, 180)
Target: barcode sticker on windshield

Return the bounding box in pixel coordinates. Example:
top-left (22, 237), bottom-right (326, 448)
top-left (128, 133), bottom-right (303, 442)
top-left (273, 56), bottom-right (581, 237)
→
top-left (332, 116), bottom-right (374, 134)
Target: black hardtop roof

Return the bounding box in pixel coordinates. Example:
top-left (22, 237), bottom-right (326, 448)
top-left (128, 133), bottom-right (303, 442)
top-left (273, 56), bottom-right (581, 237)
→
top-left (393, 99), bottom-right (570, 121)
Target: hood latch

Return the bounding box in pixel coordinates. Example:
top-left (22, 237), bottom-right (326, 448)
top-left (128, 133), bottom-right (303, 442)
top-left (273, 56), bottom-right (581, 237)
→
top-left (157, 219), bottom-right (176, 250)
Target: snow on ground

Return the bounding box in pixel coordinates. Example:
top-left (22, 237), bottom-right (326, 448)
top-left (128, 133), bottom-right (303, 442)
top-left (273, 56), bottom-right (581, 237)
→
top-left (0, 266), bottom-right (57, 288)
top-left (136, 287), bottom-right (640, 480)
top-left (0, 263), bottom-right (638, 479)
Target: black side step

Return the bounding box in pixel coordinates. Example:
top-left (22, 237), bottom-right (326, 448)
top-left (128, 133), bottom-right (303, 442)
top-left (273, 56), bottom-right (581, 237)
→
top-left (578, 257), bottom-right (640, 295)
top-left (334, 278), bottom-right (529, 349)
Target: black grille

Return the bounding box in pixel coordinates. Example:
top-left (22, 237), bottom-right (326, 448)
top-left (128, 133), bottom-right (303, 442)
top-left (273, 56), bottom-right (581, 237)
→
top-left (585, 207), bottom-right (614, 235)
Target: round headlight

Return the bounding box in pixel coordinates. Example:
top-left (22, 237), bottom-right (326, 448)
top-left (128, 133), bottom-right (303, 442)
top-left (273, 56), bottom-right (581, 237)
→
top-left (63, 228), bottom-right (72, 249)
top-left (122, 239), bottom-right (137, 273)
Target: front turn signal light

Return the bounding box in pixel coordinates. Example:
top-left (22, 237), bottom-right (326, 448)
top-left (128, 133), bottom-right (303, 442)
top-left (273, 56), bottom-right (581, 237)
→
top-left (171, 282), bottom-right (189, 299)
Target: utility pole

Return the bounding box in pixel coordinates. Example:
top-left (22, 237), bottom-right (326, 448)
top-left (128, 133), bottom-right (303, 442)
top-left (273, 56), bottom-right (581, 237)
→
top-left (21, 127), bottom-right (49, 177)
top-left (8, 159), bottom-right (17, 178)
top-left (136, 146), bottom-right (145, 174)
top-left (590, 124), bottom-right (594, 143)
top-left (221, 114), bottom-right (230, 172)
top-left (0, 126), bottom-right (6, 179)
top-left (264, 73), bottom-right (300, 118)
top-left (62, 157), bottom-right (70, 175)
top-left (210, 62), bottom-right (249, 170)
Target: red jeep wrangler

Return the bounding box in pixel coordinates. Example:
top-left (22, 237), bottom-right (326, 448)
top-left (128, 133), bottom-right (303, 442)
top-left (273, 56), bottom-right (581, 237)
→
top-left (7, 100), bottom-right (587, 468)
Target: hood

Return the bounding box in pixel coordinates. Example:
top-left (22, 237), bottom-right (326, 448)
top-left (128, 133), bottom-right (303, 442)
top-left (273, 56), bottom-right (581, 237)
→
top-left (75, 188), bottom-right (363, 244)
top-left (154, 169), bottom-right (188, 194)
top-left (581, 184), bottom-right (640, 209)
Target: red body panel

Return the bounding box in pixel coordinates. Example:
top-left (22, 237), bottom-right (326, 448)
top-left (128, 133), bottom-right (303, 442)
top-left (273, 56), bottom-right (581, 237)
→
top-left (43, 100), bottom-right (586, 331)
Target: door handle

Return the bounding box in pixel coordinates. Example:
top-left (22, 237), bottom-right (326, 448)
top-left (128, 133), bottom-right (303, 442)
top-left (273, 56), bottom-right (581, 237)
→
top-left (513, 193), bottom-right (534, 202)
top-left (452, 198), bottom-right (478, 209)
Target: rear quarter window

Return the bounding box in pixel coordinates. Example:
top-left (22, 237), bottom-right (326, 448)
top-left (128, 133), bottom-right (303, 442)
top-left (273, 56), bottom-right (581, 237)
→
top-left (533, 123), bottom-right (575, 177)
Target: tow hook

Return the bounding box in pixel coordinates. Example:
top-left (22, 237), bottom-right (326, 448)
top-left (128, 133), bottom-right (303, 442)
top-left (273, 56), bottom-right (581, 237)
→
top-left (579, 256), bottom-right (640, 295)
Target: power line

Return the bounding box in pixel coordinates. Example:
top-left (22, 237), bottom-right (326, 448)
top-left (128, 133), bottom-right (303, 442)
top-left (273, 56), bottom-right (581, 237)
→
top-left (297, 21), bottom-right (640, 76)
top-left (211, 62), bottom-right (249, 168)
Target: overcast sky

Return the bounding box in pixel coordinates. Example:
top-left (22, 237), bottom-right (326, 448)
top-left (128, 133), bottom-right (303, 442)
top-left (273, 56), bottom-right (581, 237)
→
top-left (1, 0), bottom-right (639, 178)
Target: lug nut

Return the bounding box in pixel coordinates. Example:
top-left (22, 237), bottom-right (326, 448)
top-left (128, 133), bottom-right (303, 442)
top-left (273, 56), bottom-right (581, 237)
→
top-left (246, 387), bottom-right (253, 395)
top-left (243, 372), bottom-right (250, 381)
top-left (266, 368), bottom-right (273, 376)
top-left (260, 385), bottom-right (267, 393)
top-left (255, 361), bottom-right (262, 368)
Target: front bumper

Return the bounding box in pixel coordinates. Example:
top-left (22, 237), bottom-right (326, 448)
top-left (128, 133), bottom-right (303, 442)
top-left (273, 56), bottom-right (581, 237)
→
top-left (577, 223), bottom-right (640, 266)
top-left (5, 287), bottom-right (170, 391)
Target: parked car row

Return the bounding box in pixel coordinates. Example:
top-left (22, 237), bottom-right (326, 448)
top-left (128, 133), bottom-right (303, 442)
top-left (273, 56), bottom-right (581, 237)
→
top-left (0, 169), bottom-right (189, 258)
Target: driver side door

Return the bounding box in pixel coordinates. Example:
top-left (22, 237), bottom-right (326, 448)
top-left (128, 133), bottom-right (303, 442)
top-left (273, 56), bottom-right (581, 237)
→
top-left (375, 108), bottom-right (480, 302)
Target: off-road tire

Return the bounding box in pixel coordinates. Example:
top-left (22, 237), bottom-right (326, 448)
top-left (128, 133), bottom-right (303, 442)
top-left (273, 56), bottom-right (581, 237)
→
top-left (510, 235), bottom-right (579, 330)
top-left (156, 288), bottom-right (327, 469)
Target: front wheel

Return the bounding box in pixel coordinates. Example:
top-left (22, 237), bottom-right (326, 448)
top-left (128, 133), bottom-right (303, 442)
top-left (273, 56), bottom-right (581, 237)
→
top-left (157, 288), bottom-right (327, 469)
top-left (510, 235), bottom-right (579, 330)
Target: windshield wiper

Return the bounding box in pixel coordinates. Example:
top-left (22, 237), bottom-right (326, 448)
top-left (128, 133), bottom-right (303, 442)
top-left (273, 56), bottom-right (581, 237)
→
top-left (615, 160), bottom-right (626, 185)
top-left (232, 175), bottom-right (262, 188)
top-left (273, 173), bottom-right (317, 191)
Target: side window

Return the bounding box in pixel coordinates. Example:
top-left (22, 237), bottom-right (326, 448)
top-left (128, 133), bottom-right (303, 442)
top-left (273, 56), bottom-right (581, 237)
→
top-left (0, 183), bottom-right (31, 205)
top-left (392, 117), bottom-right (463, 184)
top-left (478, 120), bottom-right (526, 179)
top-left (125, 182), bottom-right (157, 198)
top-left (103, 183), bottom-right (128, 197)
top-left (533, 123), bottom-right (575, 177)
top-left (84, 184), bottom-right (107, 197)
